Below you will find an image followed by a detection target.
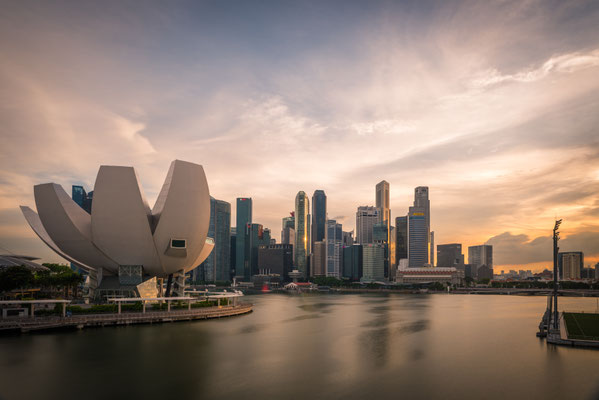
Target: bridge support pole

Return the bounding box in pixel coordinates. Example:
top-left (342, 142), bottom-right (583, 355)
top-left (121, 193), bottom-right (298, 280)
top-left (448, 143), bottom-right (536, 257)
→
top-left (142, 301), bottom-right (146, 314)
top-left (118, 302), bottom-right (121, 315)
top-left (62, 303), bottom-right (66, 317)
top-left (188, 300), bottom-right (191, 311)
top-left (30, 303), bottom-right (34, 318)
top-left (167, 300), bottom-right (171, 312)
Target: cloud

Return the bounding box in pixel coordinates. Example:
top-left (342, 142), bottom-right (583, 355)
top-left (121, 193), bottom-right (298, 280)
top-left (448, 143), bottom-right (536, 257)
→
top-left (470, 49), bottom-right (599, 88)
top-left (486, 231), bottom-right (599, 265)
top-left (0, 0), bottom-right (598, 262)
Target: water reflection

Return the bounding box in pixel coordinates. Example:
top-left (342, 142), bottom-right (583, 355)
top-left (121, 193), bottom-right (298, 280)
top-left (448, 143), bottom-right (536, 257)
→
top-left (1, 294), bottom-right (599, 400)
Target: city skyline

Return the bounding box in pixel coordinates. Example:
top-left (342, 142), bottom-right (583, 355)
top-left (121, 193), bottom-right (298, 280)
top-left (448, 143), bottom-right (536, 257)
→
top-left (1, 1), bottom-right (598, 272)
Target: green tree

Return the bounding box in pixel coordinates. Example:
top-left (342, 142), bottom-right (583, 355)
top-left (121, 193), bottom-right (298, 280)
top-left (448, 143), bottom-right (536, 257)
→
top-left (0, 265), bottom-right (34, 295)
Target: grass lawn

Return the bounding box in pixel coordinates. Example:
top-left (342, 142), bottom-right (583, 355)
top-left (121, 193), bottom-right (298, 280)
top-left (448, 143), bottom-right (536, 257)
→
top-left (563, 312), bottom-right (599, 341)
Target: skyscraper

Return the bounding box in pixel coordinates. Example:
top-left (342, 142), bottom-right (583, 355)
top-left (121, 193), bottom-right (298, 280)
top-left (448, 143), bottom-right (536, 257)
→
top-left (437, 244), bottom-right (464, 268)
top-left (558, 251), bottom-right (584, 279)
top-left (281, 214), bottom-right (295, 245)
top-left (258, 244), bottom-right (293, 279)
top-left (295, 191), bottom-right (310, 278)
top-left (376, 180), bottom-right (391, 277)
top-left (395, 216), bottom-right (408, 262)
top-left (325, 219), bottom-right (342, 278)
top-left (361, 244), bottom-right (385, 282)
top-left (375, 180), bottom-right (390, 227)
top-left (408, 206), bottom-right (427, 267)
top-left (194, 197), bottom-right (231, 282)
top-left (311, 190), bottom-right (327, 251)
top-left (249, 224), bottom-right (271, 277)
top-left (430, 231), bottom-right (435, 266)
top-left (468, 244), bottom-right (493, 278)
top-left (356, 206), bottom-right (380, 244)
top-left (72, 185), bottom-right (93, 214)
top-left (343, 244), bottom-right (363, 280)
top-left (235, 197), bottom-right (252, 280)
top-left (311, 241), bottom-right (326, 277)
top-left (342, 231), bottom-right (354, 246)
top-left (413, 186), bottom-right (431, 264)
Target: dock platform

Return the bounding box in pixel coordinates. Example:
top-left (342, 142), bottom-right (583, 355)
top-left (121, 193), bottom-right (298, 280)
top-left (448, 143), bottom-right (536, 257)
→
top-left (0, 303), bottom-right (252, 334)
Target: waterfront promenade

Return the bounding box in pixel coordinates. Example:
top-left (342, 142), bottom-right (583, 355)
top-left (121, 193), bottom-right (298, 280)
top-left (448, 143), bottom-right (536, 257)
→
top-left (0, 303), bottom-right (252, 334)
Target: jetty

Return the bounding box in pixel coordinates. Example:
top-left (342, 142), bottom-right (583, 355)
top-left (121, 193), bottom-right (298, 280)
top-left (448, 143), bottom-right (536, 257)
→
top-left (0, 303), bottom-right (252, 334)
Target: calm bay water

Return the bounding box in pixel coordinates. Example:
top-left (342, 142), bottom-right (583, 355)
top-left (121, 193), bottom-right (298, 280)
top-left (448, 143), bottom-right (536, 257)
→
top-left (1, 293), bottom-right (598, 400)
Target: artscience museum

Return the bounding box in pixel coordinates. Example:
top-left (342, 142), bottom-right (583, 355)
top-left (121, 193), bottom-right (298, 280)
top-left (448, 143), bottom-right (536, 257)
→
top-left (20, 160), bottom-right (213, 300)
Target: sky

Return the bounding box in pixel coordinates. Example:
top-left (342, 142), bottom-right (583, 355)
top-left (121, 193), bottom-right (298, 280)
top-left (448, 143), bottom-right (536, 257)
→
top-left (1, 0), bottom-right (598, 272)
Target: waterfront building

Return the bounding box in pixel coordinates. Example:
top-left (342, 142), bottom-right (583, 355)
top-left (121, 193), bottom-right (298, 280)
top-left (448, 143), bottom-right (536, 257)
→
top-left (72, 185), bottom-right (93, 214)
top-left (558, 251), bottom-right (584, 279)
top-left (562, 252), bottom-right (582, 280)
top-left (464, 264), bottom-right (475, 279)
top-left (235, 198), bottom-right (252, 280)
top-left (192, 197), bottom-right (231, 282)
top-left (356, 206), bottom-right (380, 244)
top-left (595, 263), bottom-right (599, 280)
top-left (477, 265), bottom-right (493, 281)
top-left (21, 160), bottom-right (214, 299)
top-left (361, 244), bottom-right (385, 282)
top-left (311, 241), bottom-right (326, 277)
top-left (258, 244), bottom-right (293, 280)
top-left (396, 267), bottom-right (461, 285)
top-left (468, 245), bottom-right (493, 277)
top-left (395, 216), bottom-right (408, 263)
top-left (437, 244), bottom-right (464, 268)
top-left (325, 219), bottom-right (343, 278)
top-left (249, 224), bottom-right (271, 277)
top-left (342, 244), bottom-right (363, 280)
top-left (408, 206), bottom-right (427, 267)
top-left (295, 191), bottom-right (310, 278)
top-left (311, 190), bottom-right (327, 251)
top-left (413, 186), bottom-right (431, 264)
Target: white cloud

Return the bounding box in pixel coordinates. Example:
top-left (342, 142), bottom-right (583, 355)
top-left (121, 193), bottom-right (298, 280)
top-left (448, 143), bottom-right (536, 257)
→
top-left (470, 49), bottom-right (599, 88)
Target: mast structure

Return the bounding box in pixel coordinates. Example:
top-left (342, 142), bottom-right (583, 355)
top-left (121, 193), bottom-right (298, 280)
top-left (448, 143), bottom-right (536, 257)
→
top-left (552, 219), bottom-right (562, 330)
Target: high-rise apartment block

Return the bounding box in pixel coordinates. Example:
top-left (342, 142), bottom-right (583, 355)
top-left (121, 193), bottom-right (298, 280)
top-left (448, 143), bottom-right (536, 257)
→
top-left (558, 251), bottom-right (584, 279)
top-left (561, 252), bottom-right (582, 280)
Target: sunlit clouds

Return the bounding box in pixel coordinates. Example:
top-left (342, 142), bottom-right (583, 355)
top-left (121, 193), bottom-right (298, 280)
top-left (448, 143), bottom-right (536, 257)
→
top-left (0, 0), bottom-right (598, 269)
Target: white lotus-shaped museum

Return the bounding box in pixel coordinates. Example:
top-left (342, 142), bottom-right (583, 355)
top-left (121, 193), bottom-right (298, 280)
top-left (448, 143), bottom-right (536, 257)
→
top-left (20, 160), bottom-right (213, 278)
